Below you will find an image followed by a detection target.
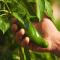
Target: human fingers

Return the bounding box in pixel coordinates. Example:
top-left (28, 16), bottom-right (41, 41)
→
top-left (11, 17), bottom-right (18, 33)
top-left (11, 24), bottom-right (18, 33)
top-left (21, 37), bottom-right (30, 47)
top-left (15, 28), bottom-right (25, 44)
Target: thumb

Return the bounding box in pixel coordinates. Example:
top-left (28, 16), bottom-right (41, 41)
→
top-left (40, 17), bottom-right (58, 38)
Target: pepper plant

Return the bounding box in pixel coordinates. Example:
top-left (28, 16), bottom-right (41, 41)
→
top-left (0, 0), bottom-right (60, 60)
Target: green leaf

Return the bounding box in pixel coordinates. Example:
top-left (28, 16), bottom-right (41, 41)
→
top-left (0, 16), bottom-right (10, 34)
top-left (36, 0), bottom-right (45, 22)
top-left (45, 0), bottom-right (54, 22)
top-left (6, 0), bottom-right (30, 17)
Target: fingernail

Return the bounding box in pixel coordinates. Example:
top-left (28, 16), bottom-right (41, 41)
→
top-left (20, 28), bottom-right (25, 35)
top-left (16, 28), bottom-right (25, 37)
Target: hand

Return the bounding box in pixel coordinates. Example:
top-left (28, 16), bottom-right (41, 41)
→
top-left (11, 17), bottom-right (60, 56)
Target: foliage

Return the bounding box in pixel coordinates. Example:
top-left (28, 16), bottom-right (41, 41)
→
top-left (0, 0), bottom-right (60, 60)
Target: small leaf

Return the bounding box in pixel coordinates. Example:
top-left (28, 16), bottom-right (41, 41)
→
top-left (6, 0), bottom-right (30, 18)
top-left (45, 0), bottom-right (54, 22)
top-left (36, 0), bottom-right (45, 22)
top-left (0, 16), bottom-right (10, 34)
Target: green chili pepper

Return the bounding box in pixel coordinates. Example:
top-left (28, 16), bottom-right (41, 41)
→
top-left (12, 12), bottom-right (48, 48)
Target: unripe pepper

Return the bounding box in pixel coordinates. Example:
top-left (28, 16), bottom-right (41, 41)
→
top-left (12, 12), bottom-right (48, 48)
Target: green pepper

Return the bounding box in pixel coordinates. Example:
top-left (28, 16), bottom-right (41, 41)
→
top-left (12, 12), bottom-right (48, 48)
